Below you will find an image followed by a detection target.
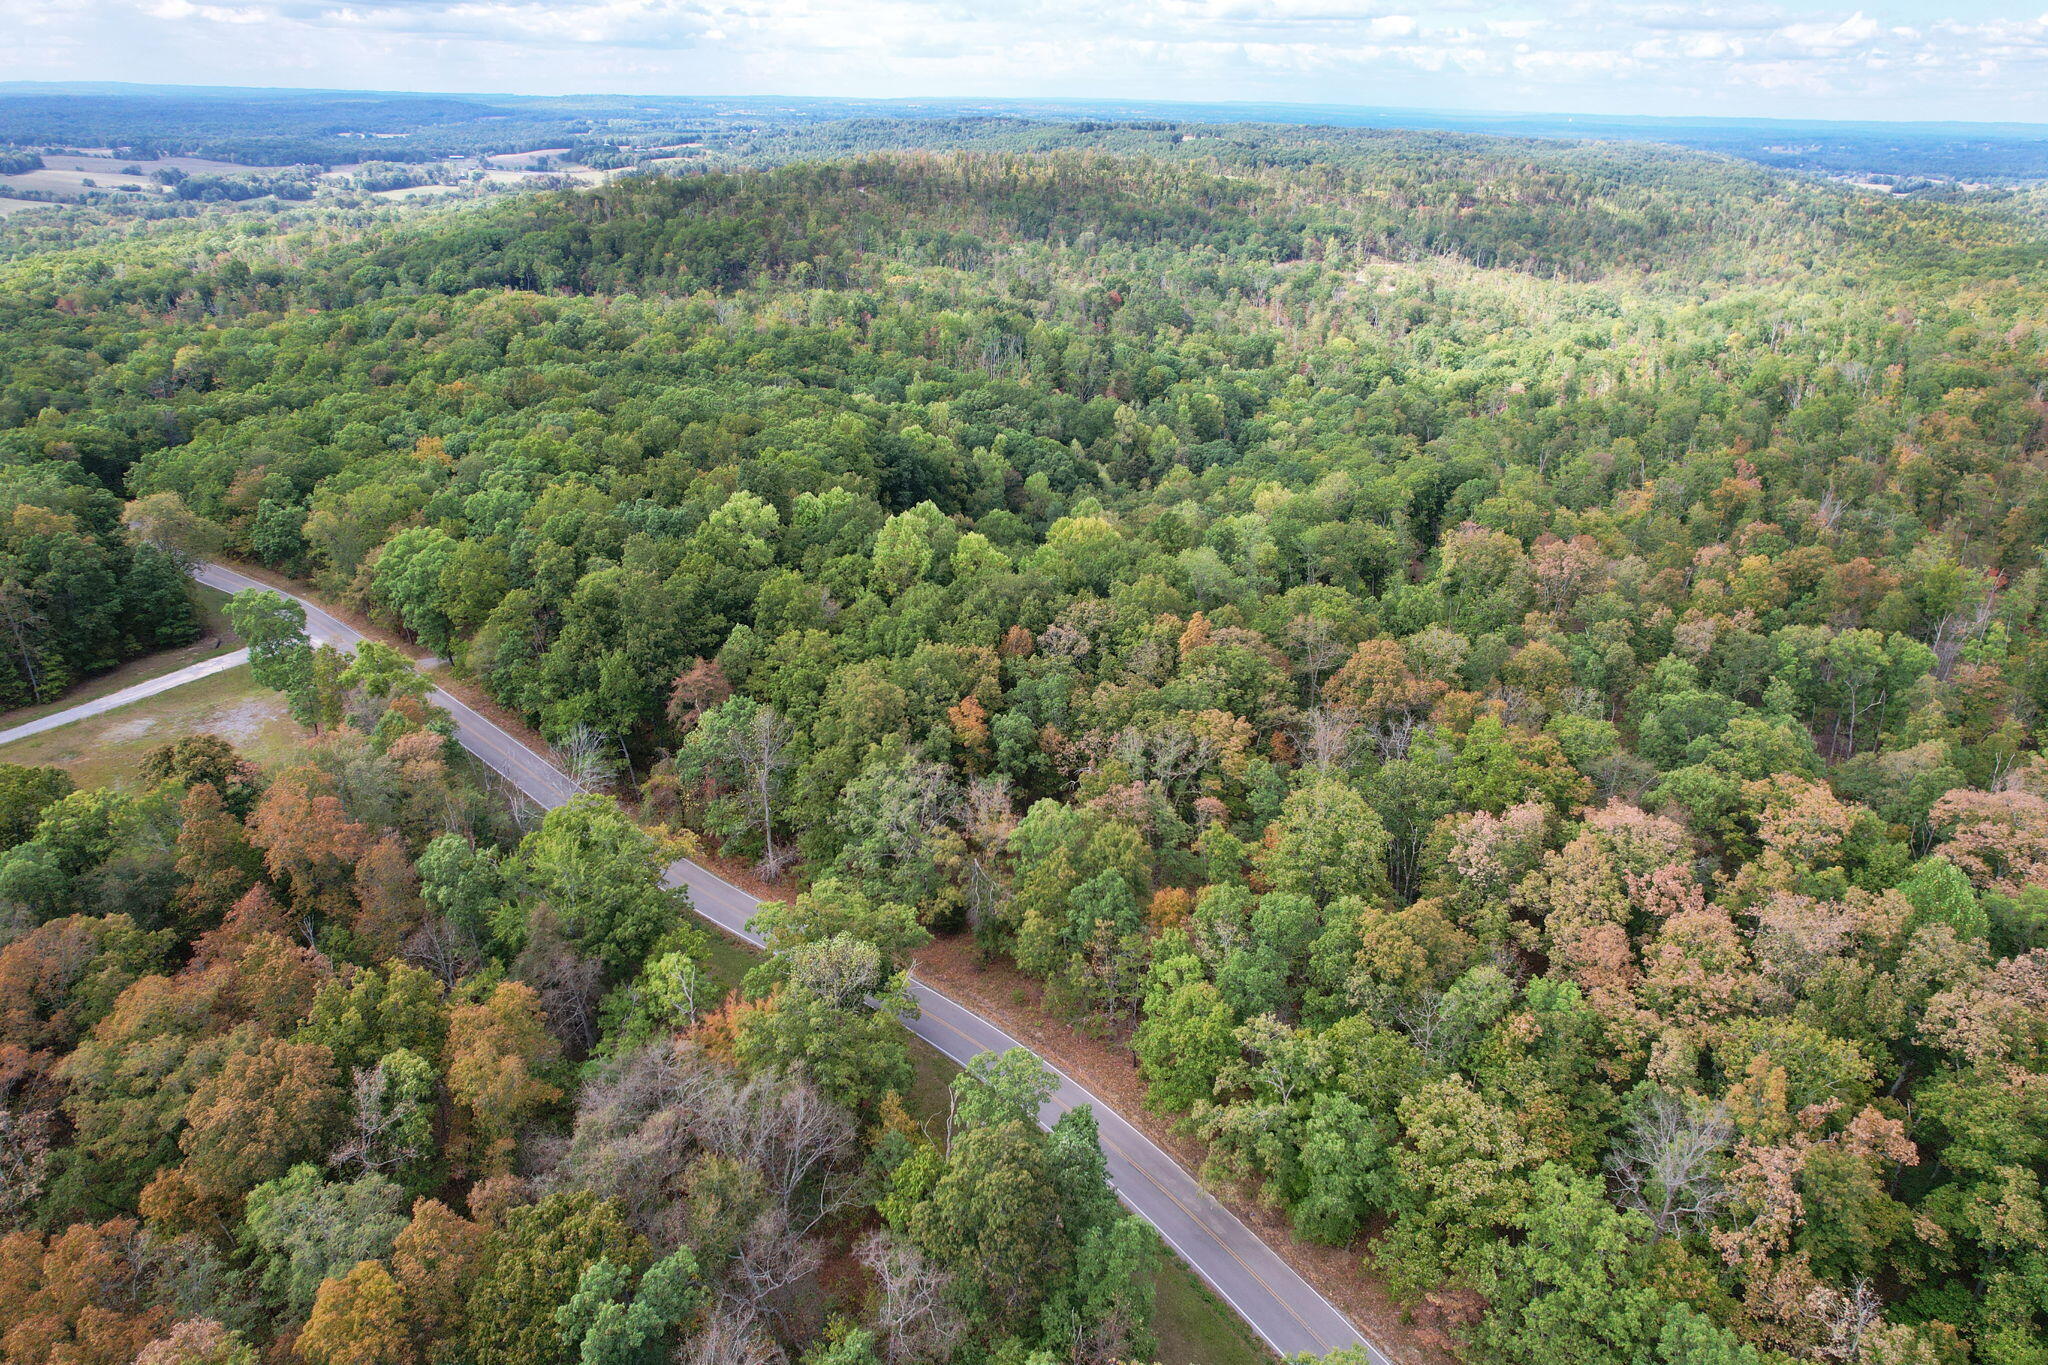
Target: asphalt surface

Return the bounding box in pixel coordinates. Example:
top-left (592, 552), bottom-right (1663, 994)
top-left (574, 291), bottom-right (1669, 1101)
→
top-left (0, 647), bottom-right (251, 749)
top-left (191, 563), bottom-right (1381, 1363)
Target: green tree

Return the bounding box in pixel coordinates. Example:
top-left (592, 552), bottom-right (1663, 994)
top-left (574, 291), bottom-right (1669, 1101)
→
top-left (1471, 1164), bottom-right (1662, 1365)
top-left (1261, 777), bottom-right (1391, 905)
top-left (225, 589), bottom-right (320, 728)
top-left (554, 1249), bottom-right (703, 1365)
top-left (1131, 948), bottom-right (1235, 1114)
top-left (1896, 855), bottom-right (1989, 941)
top-left (0, 763), bottom-right (72, 851)
top-left (466, 1192), bottom-right (650, 1365)
top-left (509, 796), bottom-right (686, 977)
top-left (241, 1163), bottom-right (410, 1316)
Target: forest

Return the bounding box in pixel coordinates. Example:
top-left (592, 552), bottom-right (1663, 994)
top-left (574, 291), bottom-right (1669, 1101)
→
top-left (2, 121), bottom-right (2048, 1365)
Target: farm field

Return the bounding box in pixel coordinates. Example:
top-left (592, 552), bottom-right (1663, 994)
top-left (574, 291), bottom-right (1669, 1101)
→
top-left (37, 151), bottom-right (256, 174)
top-left (0, 165), bottom-right (159, 198)
top-left (0, 146), bottom-right (609, 203)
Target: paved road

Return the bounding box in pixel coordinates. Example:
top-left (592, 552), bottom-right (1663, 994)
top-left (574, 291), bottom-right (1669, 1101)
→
top-left (667, 856), bottom-right (1376, 1362)
top-left (0, 647), bottom-right (253, 749)
top-left (194, 564), bottom-right (585, 812)
top-left (193, 563), bottom-right (1378, 1363)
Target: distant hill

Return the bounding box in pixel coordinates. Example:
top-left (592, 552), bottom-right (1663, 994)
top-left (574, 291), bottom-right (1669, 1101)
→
top-left (2, 82), bottom-right (2046, 181)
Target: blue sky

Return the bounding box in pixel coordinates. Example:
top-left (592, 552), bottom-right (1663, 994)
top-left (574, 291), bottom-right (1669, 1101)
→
top-left (11, 1), bottom-right (2048, 124)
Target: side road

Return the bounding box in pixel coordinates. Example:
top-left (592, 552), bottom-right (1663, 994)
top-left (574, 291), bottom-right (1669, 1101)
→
top-left (181, 563), bottom-right (1378, 1362)
top-left (0, 648), bottom-right (251, 749)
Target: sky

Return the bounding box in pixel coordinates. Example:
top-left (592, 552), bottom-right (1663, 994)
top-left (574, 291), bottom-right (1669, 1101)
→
top-left (8, 0), bottom-right (2048, 124)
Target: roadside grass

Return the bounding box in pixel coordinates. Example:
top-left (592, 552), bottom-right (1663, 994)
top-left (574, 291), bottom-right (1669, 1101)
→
top-left (0, 583), bottom-right (241, 733)
top-left (0, 661), bottom-right (301, 789)
top-left (1155, 1258), bottom-right (1278, 1364)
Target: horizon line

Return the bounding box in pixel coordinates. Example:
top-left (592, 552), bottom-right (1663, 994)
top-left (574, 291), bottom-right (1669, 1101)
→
top-left (3, 79), bottom-right (2047, 137)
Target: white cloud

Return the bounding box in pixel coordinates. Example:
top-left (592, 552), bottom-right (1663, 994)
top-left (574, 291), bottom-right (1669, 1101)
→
top-left (1778, 9), bottom-right (1879, 52)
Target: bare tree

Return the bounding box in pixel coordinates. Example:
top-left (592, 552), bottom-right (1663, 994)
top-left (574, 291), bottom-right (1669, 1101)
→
top-left (1371, 712), bottom-right (1423, 763)
top-left (734, 703), bottom-right (795, 875)
top-left (0, 1089), bottom-right (51, 1230)
top-left (1282, 613), bottom-right (1347, 694)
top-left (683, 1300), bottom-right (786, 1365)
top-left (514, 920), bottom-right (606, 1056)
top-left (403, 913), bottom-right (485, 987)
top-left (1297, 705), bottom-right (1361, 772)
top-left (857, 1230), bottom-right (967, 1365)
top-left (959, 775), bottom-right (1016, 939)
top-left (1607, 1089), bottom-right (1734, 1239)
top-left (557, 723), bottom-right (618, 792)
top-left (693, 1065), bottom-right (860, 1236)
top-left (683, 699), bottom-right (796, 875)
top-left (1811, 1278), bottom-right (1884, 1361)
top-left (330, 1059), bottom-right (429, 1178)
top-left (721, 1200), bottom-right (822, 1331)
top-left (556, 1041), bottom-right (859, 1246)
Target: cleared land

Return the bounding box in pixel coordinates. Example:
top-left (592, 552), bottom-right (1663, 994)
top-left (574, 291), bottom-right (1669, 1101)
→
top-left (0, 166), bottom-right (160, 198)
top-left (0, 662), bottom-right (300, 790)
top-left (0, 148), bottom-right (607, 203)
top-left (485, 147), bottom-right (573, 168)
top-left (38, 152), bottom-right (256, 174)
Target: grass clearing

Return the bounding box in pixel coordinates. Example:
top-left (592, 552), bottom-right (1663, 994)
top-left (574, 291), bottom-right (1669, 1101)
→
top-left (0, 662), bottom-right (301, 789)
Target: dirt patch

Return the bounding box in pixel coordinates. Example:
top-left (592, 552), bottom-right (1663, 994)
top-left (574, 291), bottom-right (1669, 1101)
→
top-left (910, 935), bottom-right (1462, 1365)
top-left (204, 699), bottom-right (281, 746)
top-left (98, 714), bottom-right (161, 742)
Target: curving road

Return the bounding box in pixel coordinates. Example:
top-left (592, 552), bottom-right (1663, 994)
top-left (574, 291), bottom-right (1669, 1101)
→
top-left (192, 563), bottom-right (1380, 1363)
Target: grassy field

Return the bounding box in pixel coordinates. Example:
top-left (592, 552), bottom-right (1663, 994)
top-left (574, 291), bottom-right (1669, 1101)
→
top-left (0, 584), bottom-right (240, 734)
top-left (0, 662), bottom-right (301, 790)
top-left (0, 167), bottom-right (160, 199)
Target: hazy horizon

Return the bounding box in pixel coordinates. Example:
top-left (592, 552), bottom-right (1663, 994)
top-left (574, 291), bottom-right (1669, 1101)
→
top-left (6, 79), bottom-right (2048, 135)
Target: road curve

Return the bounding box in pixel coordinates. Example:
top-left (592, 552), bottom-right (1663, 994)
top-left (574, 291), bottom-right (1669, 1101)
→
top-left (193, 563), bottom-right (1380, 1364)
top-left (0, 647), bottom-right (251, 749)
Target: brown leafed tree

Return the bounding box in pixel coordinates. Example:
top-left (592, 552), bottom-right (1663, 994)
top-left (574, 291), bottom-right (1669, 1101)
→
top-left (446, 982), bottom-right (561, 1179)
top-left (388, 1198), bottom-right (488, 1353)
top-left (178, 1036), bottom-right (343, 1203)
top-left (297, 1259), bottom-right (415, 1365)
top-left (172, 784), bottom-right (261, 934)
top-left (0, 1218), bottom-right (171, 1365)
top-left (247, 769), bottom-right (371, 924)
top-left (666, 656), bottom-right (731, 732)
